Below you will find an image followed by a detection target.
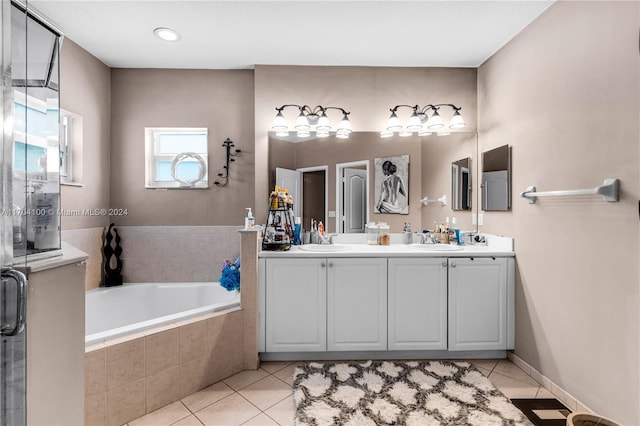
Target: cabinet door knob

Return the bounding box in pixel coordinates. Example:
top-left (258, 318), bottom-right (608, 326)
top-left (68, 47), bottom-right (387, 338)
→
top-left (328, 263), bottom-right (334, 268)
top-left (442, 261), bottom-right (447, 267)
top-left (320, 262), bottom-right (326, 268)
top-left (451, 262), bottom-right (457, 268)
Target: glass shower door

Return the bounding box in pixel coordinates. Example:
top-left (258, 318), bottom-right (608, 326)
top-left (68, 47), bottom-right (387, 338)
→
top-left (0, 1), bottom-right (28, 425)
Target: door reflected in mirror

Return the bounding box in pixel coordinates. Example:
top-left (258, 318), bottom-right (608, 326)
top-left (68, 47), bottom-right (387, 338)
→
top-left (451, 157), bottom-right (471, 211)
top-left (481, 144), bottom-right (511, 211)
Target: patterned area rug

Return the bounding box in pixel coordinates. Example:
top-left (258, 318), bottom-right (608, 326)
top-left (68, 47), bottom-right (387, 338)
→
top-left (293, 360), bottom-right (533, 426)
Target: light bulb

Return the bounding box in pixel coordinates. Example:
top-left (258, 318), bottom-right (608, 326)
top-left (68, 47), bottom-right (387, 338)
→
top-left (437, 131), bottom-right (450, 136)
top-left (418, 129), bottom-right (432, 136)
top-left (272, 111), bottom-right (288, 132)
top-left (427, 110), bottom-right (444, 130)
top-left (406, 111), bottom-right (423, 131)
top-left (449, 110), bottom-right (466, 129)
top-left (337, 114), bottom-right (351, 134)
top-left (275, 130), bottom-right (289, 137)
top-left (153, 27), bottom-right (181, 42)
top-left (316, 112), bottom-right (331, 131)
top-left (386, 111), bottom-right (402, 131)
top-left (295, 112), bottom-right (310, 131)
top-left (380, 130), bottom-right (393, 138)
top-left (336, 130), bottom-right (349, 139)
top-left (316, 130), bottom-right (329, 138)
top-left (399, 130), bottom-right (412, 137)
top-left (297, 130), bottom-right (310, 138)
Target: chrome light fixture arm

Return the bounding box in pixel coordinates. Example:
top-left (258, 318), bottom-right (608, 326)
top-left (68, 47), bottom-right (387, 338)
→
top-left (213, 138), bottom-right (241, 188)
top-left (272, 104), bottom-right (352, 138)
top-left (382, 102), bottom-right (466, 138)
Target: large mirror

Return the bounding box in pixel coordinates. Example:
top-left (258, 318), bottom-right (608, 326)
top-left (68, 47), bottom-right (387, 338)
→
top-left (481, 144), bottom-right (511, 211)
top-left (451, 157), bottom-right (471, 211)
top-left (268, 131), bottom-right (479, 234)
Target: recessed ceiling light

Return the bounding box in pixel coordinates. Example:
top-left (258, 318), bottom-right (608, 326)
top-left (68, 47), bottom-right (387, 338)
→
top-left (153, 27), bottom-right (180, 42)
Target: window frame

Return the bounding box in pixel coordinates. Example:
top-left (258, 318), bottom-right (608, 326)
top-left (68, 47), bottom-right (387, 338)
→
top-left (145, 127), bottom-right (209, 189)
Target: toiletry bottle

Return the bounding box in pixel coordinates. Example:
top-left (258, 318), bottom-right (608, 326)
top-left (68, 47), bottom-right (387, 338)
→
top-left (318, 221), bottom-right (325, 238)
top-left (403, 222), bottom-right (412, 244)
top-left (293, 217), bottom-right (302, 245)
top-left (449, 217), bottom-right (459, 244)
top-left (245, 208), bottom-right (255, 230)
top-left (310, 219), bottom-right (319, 244)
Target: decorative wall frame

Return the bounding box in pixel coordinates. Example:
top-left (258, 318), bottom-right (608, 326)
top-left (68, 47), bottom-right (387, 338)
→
top-left (374, 154), bottom-right (409, 214)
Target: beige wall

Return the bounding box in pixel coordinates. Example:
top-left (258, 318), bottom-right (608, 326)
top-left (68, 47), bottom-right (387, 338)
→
top-left (109, 69), bottom-right (254, 226)
top-left (59, 39), bottom-right (111, 230)
top-left (255, 65), bottom-right (477, 224)
top-left (478, 2), bottom-right (639, 423)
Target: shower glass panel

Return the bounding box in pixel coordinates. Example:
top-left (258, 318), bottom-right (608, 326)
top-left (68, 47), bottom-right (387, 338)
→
top-left (11, 1), bottom-right (61, 259)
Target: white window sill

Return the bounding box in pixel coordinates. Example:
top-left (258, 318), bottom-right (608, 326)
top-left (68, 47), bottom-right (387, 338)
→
top-left (61, 181), bottom-right (84, 187)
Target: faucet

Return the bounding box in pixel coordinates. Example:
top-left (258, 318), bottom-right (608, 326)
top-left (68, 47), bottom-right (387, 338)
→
top-left (419, 232), bottom-right (438, 244)
top-left (319, 233), bottom-right (336, 245)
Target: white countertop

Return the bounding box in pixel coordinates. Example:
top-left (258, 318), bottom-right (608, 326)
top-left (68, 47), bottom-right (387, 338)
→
top-left (259, 242), bottom-right (514, 258)
top-left (13, 241), bottom-right (89, 273)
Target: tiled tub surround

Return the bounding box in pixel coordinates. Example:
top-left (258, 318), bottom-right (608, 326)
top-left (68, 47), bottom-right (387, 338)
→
top-left (85, 309), bottom-right (244, 426)
top-left (62, 227), bottom-right (105, 290)
top-left (63, 226), bottom-right (243, 291)
top-left (85, 230), bottom-right (261, 426)
top-left (117, 226), bottom-right (242, 284)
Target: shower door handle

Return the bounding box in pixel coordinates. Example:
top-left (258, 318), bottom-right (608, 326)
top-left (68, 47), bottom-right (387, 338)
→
top-left (1, 268), bottom-right (27, 337)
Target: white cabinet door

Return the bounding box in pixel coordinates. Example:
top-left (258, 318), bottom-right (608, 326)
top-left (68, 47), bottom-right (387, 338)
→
top-left (448, 257), bottom-right (508, 351)
top-left (388, 258), bottom-right (448, 350)
top-left (327, 258), bottom-right (387, 351)
top-left (265, 258), bottom-right (327, 352)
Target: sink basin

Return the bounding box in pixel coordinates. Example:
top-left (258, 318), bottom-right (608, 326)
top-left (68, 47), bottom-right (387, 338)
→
top-left (409, 244), bottom-right (464, 251)
top-left (298, 244), bottom-right (351, 252)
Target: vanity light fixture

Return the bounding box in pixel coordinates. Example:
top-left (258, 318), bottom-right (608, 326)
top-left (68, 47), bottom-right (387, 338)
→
top-left (272, 104), bottom-right (352, 139)
top-left (153, 27), bottom-right (181, 42)
top-left (381, 104), bottom-right (466, 138)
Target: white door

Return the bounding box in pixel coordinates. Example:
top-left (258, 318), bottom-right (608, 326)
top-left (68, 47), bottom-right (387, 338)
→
top-left (343, 168), bottom-right (366, 233)
top-left (265, 259), bottom-right (327, 352)
top-left (448, 257), bottom-right (508, 351)
top-left (388, 258), bottom-right (448, 350)
top-left (327, 258), bottom-right (387, 351)
top-left (275, 167), bottom-right (302, 219)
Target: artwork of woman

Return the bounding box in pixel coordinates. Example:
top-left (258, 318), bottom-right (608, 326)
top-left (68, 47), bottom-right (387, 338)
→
top-left (376, 159), bottom-right (408, 214)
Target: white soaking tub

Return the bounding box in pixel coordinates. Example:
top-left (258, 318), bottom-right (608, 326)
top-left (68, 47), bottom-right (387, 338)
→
top-left (85, 282), bottom-right (240, 345)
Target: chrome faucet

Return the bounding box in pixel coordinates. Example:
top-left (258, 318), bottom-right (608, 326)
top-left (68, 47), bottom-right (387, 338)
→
top-left (419, 232), bottom-right (438, 244)
top-left (319, 234), bottom-right (336, 245)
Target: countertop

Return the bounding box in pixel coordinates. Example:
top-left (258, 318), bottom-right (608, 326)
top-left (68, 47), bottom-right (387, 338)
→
top-left (259, 242), bottom-right (514, 258)
top-left (13, 242), bottom-right (89, 273)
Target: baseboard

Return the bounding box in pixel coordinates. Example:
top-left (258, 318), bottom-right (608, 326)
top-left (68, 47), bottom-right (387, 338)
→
top-left (507, 352), bottom-right (593, 414)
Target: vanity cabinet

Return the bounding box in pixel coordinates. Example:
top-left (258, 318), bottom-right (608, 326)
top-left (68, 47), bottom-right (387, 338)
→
top-left (387, 258), bottom-right (448, 350)
top-left (448, 257), bottom-right (514, 351)
top-left (327, 258), bottom-right (387, 351)
top-left (265, 258), bottom-right (327, 352)
top-left (261, 253), bottom-right (514, 356)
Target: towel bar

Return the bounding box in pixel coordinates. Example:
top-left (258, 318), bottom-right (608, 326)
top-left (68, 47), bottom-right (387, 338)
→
top-left (420, 194), bottom-right (447, 206)
top-left (520, 178), bottom-right (619, 204)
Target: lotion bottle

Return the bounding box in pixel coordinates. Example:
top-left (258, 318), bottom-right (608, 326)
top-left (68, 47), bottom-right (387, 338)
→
top-left (245, 208), bottom-right (255, 230)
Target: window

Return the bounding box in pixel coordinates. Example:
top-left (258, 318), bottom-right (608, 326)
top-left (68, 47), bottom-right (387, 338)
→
top-left (145, 127), bottom-right (208, 189)
top-left (59, 110), bottom-right (83, 185)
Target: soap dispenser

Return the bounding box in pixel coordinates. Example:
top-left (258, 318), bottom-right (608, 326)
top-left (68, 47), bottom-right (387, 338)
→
top-left (245, 208), bottom-right (255, 230)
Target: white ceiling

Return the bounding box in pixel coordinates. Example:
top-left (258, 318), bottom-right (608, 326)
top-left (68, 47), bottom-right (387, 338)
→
top-left (30, 0), bottom-right (554, 70)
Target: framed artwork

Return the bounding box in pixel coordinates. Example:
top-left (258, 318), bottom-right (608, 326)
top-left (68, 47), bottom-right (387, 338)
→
top-left (374, 154), bottom-right (409, 214)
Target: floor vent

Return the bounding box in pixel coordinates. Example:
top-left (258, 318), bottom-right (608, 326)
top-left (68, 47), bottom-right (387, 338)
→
top-left (511, 398), bottom-right (572, 426)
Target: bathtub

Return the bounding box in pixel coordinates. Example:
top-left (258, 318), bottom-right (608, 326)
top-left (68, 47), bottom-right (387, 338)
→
top-left (85, 282), bottom-right (241, 345)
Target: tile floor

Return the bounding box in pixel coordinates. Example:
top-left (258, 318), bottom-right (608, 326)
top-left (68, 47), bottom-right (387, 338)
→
top-left (126, 358), bottom-right (553, 426)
